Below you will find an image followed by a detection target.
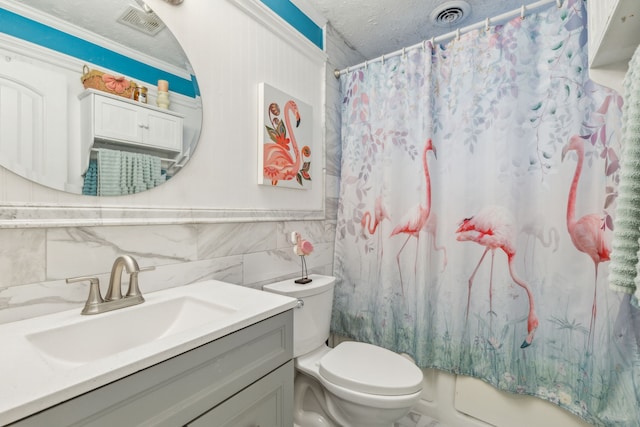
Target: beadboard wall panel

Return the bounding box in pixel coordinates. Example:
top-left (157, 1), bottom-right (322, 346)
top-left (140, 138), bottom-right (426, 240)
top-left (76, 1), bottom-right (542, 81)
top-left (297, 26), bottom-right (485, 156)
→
top-left (0, 0), bottom-right (327, 227)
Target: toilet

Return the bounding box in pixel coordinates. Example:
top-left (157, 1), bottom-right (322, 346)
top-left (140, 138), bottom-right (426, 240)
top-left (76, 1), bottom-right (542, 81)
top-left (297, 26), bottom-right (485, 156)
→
top-left (263, 274), bottom-right (423, 427)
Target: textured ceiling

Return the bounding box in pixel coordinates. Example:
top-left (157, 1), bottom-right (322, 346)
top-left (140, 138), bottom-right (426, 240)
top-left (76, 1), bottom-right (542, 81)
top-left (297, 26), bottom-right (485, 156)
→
top-left (6, 0), bottom-right (189, 70)
top-left (7, 0), bottom-right (552, 69)
top-left (305, 0), bottom-right (548, 60)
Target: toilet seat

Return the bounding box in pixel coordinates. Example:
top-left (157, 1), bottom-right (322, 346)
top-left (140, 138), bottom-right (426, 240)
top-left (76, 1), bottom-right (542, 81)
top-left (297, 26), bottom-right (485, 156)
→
top-left (319, 341), bottom-right (422, 396)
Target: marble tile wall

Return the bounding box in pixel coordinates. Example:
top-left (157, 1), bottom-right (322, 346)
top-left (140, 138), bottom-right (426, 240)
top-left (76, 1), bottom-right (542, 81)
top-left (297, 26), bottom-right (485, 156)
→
top-left (0, 21), bottom-right (365, 326)
top-left (0, 220), bottom-right (335, 324)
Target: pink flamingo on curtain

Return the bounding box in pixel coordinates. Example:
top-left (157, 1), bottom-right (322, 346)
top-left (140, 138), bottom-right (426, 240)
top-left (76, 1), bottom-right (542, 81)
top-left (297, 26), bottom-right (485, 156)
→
top-left (361, 195), bottom-right (391, 279)
top-left (520, 220), bottom-right (559, 275)
top-left (456, 206), bottom-right (539, 349)
top-left (561, 134), bottom-right (611, 351)
top-left (390, 139), bottom-right (439, 295)
top-left (425, 213), bottom-right (448, 272)
top-left (361, 195), bottom-right (390, 235)
top-left (263, 100), bottom-right (302, 185)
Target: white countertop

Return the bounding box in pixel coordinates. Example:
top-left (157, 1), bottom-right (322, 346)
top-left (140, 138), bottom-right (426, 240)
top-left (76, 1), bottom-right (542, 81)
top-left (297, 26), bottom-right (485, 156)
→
top-left (0, 280), bottom-right (297, 425)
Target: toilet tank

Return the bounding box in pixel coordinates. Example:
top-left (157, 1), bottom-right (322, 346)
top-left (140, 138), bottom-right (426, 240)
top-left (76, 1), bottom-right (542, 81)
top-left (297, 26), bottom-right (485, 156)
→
top-left (263, 274), bottom-right (335, 357)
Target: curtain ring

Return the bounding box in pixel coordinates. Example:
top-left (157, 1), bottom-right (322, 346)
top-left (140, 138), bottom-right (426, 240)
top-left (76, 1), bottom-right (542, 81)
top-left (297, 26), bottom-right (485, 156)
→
top-left (402, 47), bottom-right (406, 58)
top-left (364, 60), bottom-right (368, 70)
top-left (485, 17), bottom-right (490, 31)
top-left (430, 37), bottom-right (435, 50)
top-left (456, 28), bottom-right (460, 41)
top-left (381, 54), bottom-right (385, 65)
top-left (556, 0), bottom-right (562, 7)
top-left (520, 5), bottom-right (526, 20)
top-left (423, 40), bottom-right (427, 51)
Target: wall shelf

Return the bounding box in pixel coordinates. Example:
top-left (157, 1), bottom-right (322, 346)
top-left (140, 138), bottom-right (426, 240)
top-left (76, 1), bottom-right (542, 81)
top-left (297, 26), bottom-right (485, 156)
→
top-left (588, 0), bottom-right (640, 93)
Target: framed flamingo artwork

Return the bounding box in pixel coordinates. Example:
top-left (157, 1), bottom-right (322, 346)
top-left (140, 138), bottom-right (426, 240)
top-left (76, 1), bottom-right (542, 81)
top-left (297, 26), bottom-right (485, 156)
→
top-left (258, 82), bottom-right (312, 189)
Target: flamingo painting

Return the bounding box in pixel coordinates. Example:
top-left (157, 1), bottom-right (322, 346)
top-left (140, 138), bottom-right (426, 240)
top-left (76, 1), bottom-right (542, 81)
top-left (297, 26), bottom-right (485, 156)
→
top-left (263, 99), bottom-right (311, 186)
top-left (456, 206), bottom-right (539, 349)
top-left (390, 139), bottom-right (443, 294)
top-left (561, 134), bottom-right (611, 351)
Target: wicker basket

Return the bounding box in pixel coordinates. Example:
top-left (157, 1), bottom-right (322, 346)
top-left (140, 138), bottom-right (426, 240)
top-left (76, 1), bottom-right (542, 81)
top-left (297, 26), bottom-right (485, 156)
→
top-left (81, 65), bottom-right (136, 99)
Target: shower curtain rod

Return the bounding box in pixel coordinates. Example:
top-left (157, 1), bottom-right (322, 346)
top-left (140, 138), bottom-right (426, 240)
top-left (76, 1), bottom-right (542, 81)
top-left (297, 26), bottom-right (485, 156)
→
top-left (334, 0), bottom-right (562, 78)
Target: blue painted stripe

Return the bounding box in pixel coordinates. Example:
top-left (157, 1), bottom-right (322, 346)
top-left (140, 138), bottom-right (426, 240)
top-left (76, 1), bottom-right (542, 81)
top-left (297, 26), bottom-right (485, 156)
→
top-left (259, 0), bottom-right (323, 50)
top-left (0, 7), bottom-right (198, 98)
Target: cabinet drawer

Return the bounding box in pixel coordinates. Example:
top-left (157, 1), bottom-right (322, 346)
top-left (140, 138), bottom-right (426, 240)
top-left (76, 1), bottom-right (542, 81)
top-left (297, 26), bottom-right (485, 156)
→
top-left (187, 360), bottom-right (294, 427)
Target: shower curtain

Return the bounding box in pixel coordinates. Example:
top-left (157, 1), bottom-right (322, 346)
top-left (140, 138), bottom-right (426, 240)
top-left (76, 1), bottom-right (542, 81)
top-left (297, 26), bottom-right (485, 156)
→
top-left (332, 1), bottom-right (640, 425)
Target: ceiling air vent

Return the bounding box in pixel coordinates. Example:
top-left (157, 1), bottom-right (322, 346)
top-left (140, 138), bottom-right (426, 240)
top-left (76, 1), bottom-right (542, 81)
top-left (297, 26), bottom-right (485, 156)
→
top-left (117, 6), bottom-right (166, 36)
top-left (430, 1), bottom-right (470, 27)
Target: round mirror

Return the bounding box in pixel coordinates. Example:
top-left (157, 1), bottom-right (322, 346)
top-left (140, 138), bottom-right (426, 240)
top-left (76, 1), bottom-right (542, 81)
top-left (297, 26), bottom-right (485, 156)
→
top-left (0, 0), bottom-right (202, 195)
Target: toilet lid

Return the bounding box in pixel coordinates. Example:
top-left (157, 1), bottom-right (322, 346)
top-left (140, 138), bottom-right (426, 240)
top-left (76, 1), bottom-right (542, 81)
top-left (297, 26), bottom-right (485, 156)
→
top-left (319, 341), bottom-right (423, 396)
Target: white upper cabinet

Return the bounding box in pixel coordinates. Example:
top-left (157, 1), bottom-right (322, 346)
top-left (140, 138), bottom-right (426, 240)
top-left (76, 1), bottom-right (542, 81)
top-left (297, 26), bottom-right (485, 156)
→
top-left (83, 89), bottom-right (183, 153)
top-left (79, 89), bottom-right (184, 174)
top-left (588, 0), bottom-right (640, 93)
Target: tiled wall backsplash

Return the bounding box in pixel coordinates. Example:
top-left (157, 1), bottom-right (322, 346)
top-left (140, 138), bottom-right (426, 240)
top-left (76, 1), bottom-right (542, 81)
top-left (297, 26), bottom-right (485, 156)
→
top-left (0, 219), bottom-right (335, 324)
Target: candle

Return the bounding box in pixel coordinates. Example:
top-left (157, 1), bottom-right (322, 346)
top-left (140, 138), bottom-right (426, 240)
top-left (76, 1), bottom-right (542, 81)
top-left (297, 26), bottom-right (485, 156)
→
top-left (157, 79), bottom-right (169, 92)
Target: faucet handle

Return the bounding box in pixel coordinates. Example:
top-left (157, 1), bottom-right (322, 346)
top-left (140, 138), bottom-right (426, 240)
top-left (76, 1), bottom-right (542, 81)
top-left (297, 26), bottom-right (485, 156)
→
top-left (125, 265), bottom-right (154, 298)
top-left (66, 276), bottom-right (104, 315)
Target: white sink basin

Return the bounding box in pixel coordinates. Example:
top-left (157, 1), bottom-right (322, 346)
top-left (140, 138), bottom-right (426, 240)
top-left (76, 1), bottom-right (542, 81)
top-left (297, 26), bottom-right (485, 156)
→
top-left (0, 280), bottom-right (298, 426)
top-left (26, 296), bottom-right (237, 365)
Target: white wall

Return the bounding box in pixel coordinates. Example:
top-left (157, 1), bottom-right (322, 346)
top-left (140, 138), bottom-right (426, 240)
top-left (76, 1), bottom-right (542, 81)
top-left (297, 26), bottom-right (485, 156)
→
top-left (0, 0), bottom-right (326, 225)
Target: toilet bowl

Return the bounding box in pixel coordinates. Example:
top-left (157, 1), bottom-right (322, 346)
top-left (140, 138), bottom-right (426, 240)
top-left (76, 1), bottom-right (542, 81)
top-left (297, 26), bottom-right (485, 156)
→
top-left (263, 274), bottom-right (423, 427)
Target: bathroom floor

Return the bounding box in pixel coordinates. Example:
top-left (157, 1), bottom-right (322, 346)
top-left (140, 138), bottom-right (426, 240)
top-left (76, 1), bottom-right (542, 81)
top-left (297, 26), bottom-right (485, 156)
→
top-left (395, 411), bottom-right (446, 427)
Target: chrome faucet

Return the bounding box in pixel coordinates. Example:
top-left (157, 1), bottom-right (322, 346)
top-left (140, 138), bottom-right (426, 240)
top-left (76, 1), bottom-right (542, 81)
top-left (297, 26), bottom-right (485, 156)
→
top-left (106, 255), bottom-right (143, 301)
top-left (66, 255), bottom-right (154, 315)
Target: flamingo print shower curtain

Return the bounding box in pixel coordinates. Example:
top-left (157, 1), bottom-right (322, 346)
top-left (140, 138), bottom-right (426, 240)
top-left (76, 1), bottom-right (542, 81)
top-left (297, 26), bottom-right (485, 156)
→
top-left (332, 1), bottom-right (640, 425)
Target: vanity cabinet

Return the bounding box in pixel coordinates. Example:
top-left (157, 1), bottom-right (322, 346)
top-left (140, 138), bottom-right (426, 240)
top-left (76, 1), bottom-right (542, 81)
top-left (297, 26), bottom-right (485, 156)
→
top-left (79, 89), bottom-right (184, 171)
top-left (187, 362), bottom-right (293, 426)
top-left (9, 311), bottom-right (294, 427)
